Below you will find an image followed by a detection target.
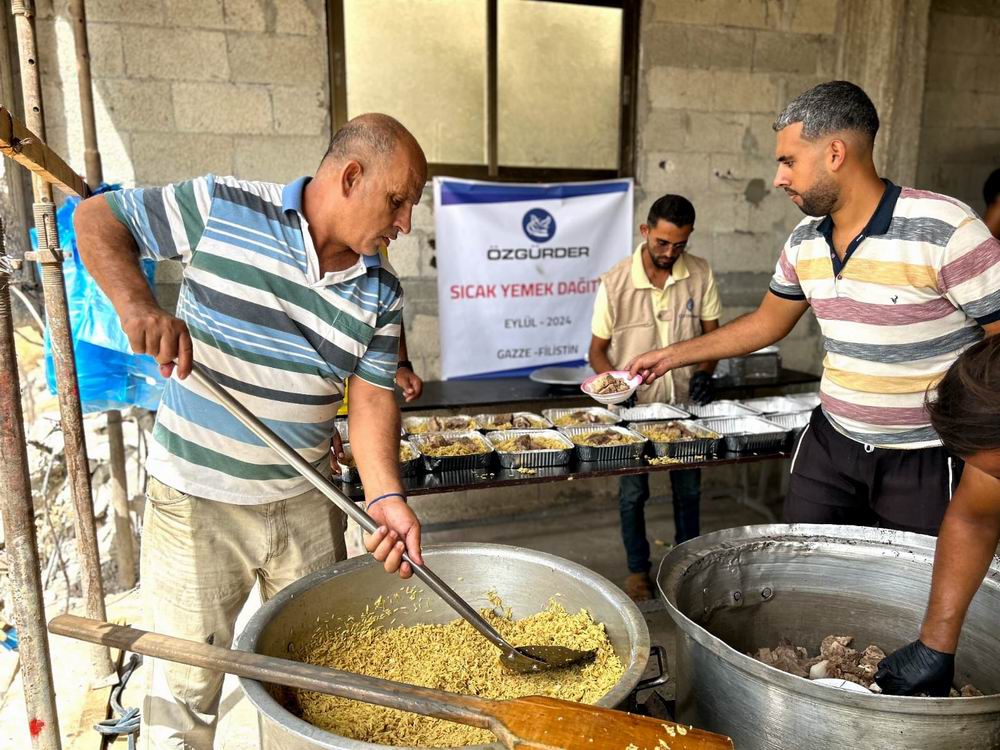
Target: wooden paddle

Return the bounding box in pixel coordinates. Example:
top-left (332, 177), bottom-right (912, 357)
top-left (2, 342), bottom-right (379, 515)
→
top-left (49, 615), bottom-right (732, 750)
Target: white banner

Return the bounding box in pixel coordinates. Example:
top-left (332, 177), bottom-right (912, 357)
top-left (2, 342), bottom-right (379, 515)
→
top-left (433, 177), bottom-right (633, 379)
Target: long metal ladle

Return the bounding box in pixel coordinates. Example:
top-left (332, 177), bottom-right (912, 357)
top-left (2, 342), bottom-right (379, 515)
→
top-left (188, 363), bottom-right (595, 673)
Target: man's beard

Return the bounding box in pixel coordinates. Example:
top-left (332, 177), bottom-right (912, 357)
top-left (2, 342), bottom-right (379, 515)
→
top-left (646, 242), bottom-right (676, 269)
top-left (790, 175), bottom-right (839, 216)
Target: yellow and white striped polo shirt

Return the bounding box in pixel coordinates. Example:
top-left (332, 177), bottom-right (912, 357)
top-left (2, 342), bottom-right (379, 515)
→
top-left (770, 181), bottom-right (1000, 449)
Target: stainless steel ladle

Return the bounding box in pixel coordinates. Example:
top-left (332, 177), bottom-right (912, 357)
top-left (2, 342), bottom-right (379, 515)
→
top-left (189, 363), bottom-right (595, 673)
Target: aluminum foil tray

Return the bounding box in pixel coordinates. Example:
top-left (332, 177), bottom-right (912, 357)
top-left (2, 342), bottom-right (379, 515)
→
top-left (558, 424), bottom-right (647, 462)
top-left (785, 392), bottom-right (822, 411)
top-left (695, 416), bottom-right (788, 454)
top-left (628, 420), bottom-right (721, 460)
top-left (410, 430), bottom-right (495, 472)
top-left (486, 429), bottom-right (575, 468)
top-left (766, 411), bottom-right (812, 450)
top-left (403, 414), bottom-right (478, 435)
top-left (684, 399), bottom-right (761, 419)
top-left (736, 396), bottom-right (808, 415)
top-left (338, 440), bottom-right (422, 483)
top-left (612, 402), bottom-right (691, 422)
top-left (474, 411), bottom-right (552, 432)
top-left (542, 406), bottom-right (621, 428)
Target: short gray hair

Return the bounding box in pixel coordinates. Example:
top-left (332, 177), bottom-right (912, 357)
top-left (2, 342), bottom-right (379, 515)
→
top-left (324, 113), bottom-right (411, 164)
top-left (773, 80), bottom-right (879, 142)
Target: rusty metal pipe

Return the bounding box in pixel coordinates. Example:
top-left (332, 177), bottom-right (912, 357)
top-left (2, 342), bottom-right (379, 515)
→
top-left (13, 0), bottom-right (114, 677)
top-left (67, 0), bottom-right (102, 186)
top-left (34, 203), bottom-right (115, 679)
top-left (0, 223), bottom-right (62, 750)
top-left (106, 409), bottom-right (136, 589)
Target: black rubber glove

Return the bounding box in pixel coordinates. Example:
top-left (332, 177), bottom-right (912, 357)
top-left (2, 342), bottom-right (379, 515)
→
top-left (874, 640), bottom-right (955, 696)
top-left (688, 371), bottom-right (714, 405)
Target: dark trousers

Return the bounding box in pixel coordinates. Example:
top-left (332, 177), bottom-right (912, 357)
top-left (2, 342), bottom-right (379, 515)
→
top-left (784, 407), bottom-right (962, 536)
top-left (619, 469), bottom-right (701, 574)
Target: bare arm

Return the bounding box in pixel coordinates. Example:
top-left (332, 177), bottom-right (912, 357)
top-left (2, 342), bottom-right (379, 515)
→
top-left (919, 464), bottom-right (1000, 653)
top-left (74, 195), bottom-right (192, 378)
top-left (696, 318), bottom-right (720, 373)
top-left (627, 292), bottom-right (809, 382)
top-left (588, 335), bottom-right (614, 374)
top-left (348, 375), bottom-right (423, 577)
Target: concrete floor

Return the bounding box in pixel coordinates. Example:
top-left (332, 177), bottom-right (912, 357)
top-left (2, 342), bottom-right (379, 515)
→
top-left (1, 482), bottom-right (782, 749)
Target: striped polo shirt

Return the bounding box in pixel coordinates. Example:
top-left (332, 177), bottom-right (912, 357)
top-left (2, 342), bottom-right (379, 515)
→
top-left (107, 174), bottom-right (403, 503)
top-left (770, 181), bottom-right (1000, 449)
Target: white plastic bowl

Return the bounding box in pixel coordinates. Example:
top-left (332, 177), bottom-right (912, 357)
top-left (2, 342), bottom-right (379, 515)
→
top-left (581, 370), bottom-right (643, 405)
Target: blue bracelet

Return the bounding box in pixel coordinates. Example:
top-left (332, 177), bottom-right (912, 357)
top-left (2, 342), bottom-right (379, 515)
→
top-left (366, 492), bottom-right (407, 511)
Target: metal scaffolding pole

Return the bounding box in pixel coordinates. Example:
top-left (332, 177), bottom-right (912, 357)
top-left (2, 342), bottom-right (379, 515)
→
top-left (0, 222), bottom-right (62, 750)
top-left (67, 0), bottom-right (137, 589)
top-left (11, 0), bottom-right (114, 679)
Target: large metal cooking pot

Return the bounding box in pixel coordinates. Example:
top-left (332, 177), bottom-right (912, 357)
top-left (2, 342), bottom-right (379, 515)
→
top-left (236, 543), bottom-right (653, 750)
top-left (658, 524), bottom-right (1000, 750)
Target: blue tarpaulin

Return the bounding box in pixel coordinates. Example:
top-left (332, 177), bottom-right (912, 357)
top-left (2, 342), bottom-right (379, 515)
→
top-left (33, 186), bottom-right (165, 413)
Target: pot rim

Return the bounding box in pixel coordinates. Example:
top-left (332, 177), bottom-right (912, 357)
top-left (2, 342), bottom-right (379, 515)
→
top-left (657, 523), bottom-right (1000, 715)
top-left (236, 542), bottom-right (650, 750)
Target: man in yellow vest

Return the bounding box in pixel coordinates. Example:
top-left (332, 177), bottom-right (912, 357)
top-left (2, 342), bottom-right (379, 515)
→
top-left (589, 194), bottom-right (721, 601)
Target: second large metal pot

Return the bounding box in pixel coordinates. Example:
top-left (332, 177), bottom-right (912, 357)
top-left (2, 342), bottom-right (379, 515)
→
top-left (236, 543), bottom-right (652, 750)
top-left (658, 524), bottom-right (1000, 750)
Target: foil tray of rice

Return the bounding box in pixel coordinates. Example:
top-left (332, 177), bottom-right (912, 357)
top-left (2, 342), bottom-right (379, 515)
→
top-left (404, 415), bottom-right (479, 435)
top-left (338, 440), bottom-right (422, 483)
top-left (558, 425), bottom-right (647, 462)
top-left (411, 430), bottom-right (495, 472)
top-left (473, 411), bottom-right (552, 431)
top-left (542, 406), bottom-right (621, 428)
top-left (629, 420), bottom-right (722, 460)
top-left (486, 429), bottom-right (575, 469)
top-left (289, 592), bottom-right (625, 748)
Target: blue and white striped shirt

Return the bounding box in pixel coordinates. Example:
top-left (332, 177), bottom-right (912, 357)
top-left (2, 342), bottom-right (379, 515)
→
top-left (108, 174), bottom-right (403, 503)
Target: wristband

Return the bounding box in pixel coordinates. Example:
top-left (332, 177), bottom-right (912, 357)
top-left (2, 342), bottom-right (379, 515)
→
top-left (366, 492), bottom-right (407, 511)
top-left (397, 359), bottom-right (414, 371)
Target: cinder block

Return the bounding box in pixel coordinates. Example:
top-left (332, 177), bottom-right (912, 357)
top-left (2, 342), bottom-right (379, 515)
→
top-left (131, 132), bottom-right (235, 185)
top-left (123, 28), bottom-right (229, 81)
top-left (385, 235), bottom-right (420, 278)
top-left (644, 22), bottom-right (755, 70)
top-left (713, 71), bottom-right (778, 113)
top-left (407, 314), bottom-right (440, 360)
top-left (173, 82), bottom-right (272, 134)
top-left (271, 85), bottom-right (329, 136)
top-left (752, 31), bottom-right (822, 74)
top-left (646, 66), bottom-right (715, 111)
top-left (165, 0), bottom-right (226, 28)
top-left (231, 134), bottom-right (327, 182)
top-left (96, 79), bottom-right (174, 132)
top-left (697, 192), bottom-right (751, 234)
top-left (640, 151), bottom-right (712, 197)
top-left (652, 0), bottom-right (778, 29)
top-left (82, 23), bottom-right (126, 78)
top-left (930, 12), bottom-right (1000, 56)
top-left (227, 33), bottom-right (327, 86)
top-left (222, 0), bottom-right (267, 31)
top-left (789, 0), bottom-right (838, 34)
top-left (685, 112), bottom-right (749, 153)
top-left (85, 0), bottom-right (165, 24)
top-left (276, 0), bottom-right (322, 36)
top-left (640, 109), bottom-right (688, 152)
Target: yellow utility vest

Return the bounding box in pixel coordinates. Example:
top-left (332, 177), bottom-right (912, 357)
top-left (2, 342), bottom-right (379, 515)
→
top-left (599, 249), bottom-right (716, 404)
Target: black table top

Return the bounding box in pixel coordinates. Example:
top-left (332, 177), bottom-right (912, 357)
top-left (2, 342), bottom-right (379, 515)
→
top-left (398, 368), bottom-right (819, 412)
top-left (338, 449), bottom-right (790, 500)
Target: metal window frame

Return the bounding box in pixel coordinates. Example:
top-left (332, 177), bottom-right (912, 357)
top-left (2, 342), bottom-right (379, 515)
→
top-left (326, 0), bottom-right (639, 182)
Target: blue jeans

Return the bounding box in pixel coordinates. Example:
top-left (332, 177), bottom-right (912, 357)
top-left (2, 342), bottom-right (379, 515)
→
top-left (618, 469), bottom-right (701, 574)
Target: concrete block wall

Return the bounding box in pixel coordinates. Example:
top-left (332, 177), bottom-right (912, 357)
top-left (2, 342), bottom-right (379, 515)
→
top-left (32, 0), bottom-right (331, 305)
top-left (635, 0), bottom-right (840, 375)
top-left (34, 0), bottom-right (330, 188)
top-left (916, 0), bottom-right (1000, 212)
